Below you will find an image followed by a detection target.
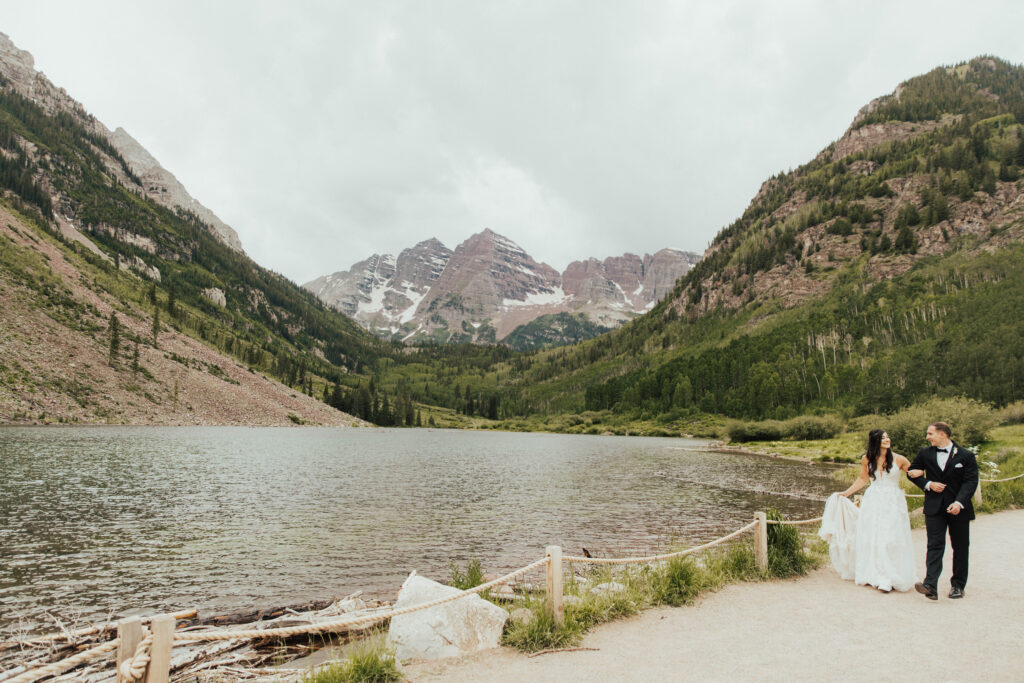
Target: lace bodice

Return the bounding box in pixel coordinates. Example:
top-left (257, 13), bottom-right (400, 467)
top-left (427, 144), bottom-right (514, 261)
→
top-left (869, 462), bottom-right (903, 489)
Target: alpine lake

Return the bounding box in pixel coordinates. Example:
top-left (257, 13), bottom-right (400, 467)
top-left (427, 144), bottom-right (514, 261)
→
top-left (0, 427), bottom-right (841, 633)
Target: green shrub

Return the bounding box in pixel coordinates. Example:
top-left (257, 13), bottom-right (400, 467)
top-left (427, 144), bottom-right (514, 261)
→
top-left (704, 543), bottom-right (759, 584)
top-left (886, 397), bottom-right (997, 453)
top-left (650, 556), bottom-right (703, 606)
top-left (727, 419), bottom-right (784, 442)
top-left (998, 401), bottom-right (1024, 425)
top-left (977, 447), bottom-right (1024, 512)
top-left (782, 415), bottom-right (844, 440)
top-left (727, 415), bottom-right (843, 442)
top-left (501, 598), bottom-right (586, 651)
top-left (303, 636), bottom-right (401, 683)
top-left (448, 558), bottom-right (485, 590)
top-left (766, 509), bottom-right (815, 577)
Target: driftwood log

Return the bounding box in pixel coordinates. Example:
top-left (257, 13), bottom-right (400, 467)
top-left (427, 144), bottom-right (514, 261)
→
top-left (0, 593), bottom-right (390, 682)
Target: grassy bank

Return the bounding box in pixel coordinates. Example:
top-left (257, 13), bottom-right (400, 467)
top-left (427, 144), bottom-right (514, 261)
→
top-left (499, 512), bottom-right (822, 653)
top-left (413, 406), bottom-right (728, 438)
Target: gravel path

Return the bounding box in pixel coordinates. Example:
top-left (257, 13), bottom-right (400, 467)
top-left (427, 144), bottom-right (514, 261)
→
top-left (404, 509), bottom-right (1024, 682)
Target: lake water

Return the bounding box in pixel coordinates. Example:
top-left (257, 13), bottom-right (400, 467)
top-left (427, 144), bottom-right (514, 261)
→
top-left (0, 427), bottom-right (840, 633)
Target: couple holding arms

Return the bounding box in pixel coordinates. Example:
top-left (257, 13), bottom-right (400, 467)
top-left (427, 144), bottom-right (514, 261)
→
top-left (821, 421), bottom-right (977, 599)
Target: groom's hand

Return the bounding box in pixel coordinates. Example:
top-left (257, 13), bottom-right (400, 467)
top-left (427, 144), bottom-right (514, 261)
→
top-left (947, 502), bottom-right (963, 515)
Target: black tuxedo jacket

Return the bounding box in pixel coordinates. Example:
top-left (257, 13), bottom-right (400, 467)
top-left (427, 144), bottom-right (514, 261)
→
top-left (908, 443), bottom-right (978, 520)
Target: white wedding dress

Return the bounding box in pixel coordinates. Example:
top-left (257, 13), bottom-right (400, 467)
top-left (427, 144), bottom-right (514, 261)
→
top-left (820, 464), bottom-right (917, 591)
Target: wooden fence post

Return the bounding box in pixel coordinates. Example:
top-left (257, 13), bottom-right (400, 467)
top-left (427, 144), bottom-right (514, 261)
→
top-left (115, 617), bottom-right (143, 683)
top-left (545, 545), bottom-right (564, 627)
top-left (755, 512), bottom-right (768, 573)
top-left (973, 483), bottom-right (982, 508)
top-left (144, 614), bottom-right (174, 683)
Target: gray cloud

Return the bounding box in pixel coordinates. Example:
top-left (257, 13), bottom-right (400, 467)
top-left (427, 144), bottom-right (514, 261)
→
top-left (4, 1), bottom-right (1024, 283)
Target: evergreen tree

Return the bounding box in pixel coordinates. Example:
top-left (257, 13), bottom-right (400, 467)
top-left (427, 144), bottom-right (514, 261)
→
top-left (108, 312), bottom-right (120, 365)
top-left (167, 282), bottom-right (177, 318)
top-left (982, 167), bottom-right (997, 195)
top-left (148, 282), bottom-right (157, 307)
top-left (152, 308), bottom-right (160, 348)
top-left (673, 376), bottom-right (693, 408)
top-left (895, 224), bottom-right (918, 253)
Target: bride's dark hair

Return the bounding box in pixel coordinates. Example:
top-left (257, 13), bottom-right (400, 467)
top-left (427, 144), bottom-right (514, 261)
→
top-left (866, 428), bottom-right (892, 480)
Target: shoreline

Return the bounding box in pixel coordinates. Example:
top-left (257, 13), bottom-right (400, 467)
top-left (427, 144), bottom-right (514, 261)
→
top-left (402, 509), bottom-right (1024, 682)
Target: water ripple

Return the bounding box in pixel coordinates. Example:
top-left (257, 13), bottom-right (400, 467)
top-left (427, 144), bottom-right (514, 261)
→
top-left (0, 427), bottom-right (839, 633)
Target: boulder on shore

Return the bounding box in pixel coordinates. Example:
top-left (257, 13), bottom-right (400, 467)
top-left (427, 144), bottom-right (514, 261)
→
top-left (388, 572), bottom-right (508, 661)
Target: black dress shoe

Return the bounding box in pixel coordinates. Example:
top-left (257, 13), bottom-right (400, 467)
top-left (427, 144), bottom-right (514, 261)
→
top-left (915, 582), bottom-right (938, 600)
top-left (949, 586), bottom-right (964, 599)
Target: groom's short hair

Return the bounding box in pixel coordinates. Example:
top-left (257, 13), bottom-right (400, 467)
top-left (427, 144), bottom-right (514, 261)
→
top-left (930, 421), bottom-right (952, 437)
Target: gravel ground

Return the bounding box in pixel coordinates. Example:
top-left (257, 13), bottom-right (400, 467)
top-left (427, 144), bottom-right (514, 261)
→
top-left (404, 509), bottom-right (1024, 682)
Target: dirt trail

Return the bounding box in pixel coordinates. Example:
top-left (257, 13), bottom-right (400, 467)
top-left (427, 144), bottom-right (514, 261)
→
top-left (404, 510), bottom-right (1024, 682)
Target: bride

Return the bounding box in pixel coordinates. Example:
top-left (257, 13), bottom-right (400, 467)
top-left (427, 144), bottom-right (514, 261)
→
top-left (821, 429), bottom-right (918, 592)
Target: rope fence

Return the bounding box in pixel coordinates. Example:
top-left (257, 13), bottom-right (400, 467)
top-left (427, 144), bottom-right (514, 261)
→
top-left (6, 467), bottom-right (1020, 682)
top-left (562, 521), bottom-right (759, 565)
top-left (984, 471), bottom-right (1024, 483)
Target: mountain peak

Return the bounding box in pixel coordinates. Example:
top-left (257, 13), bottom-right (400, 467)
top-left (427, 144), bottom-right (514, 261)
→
top-left (306, 232), bottom-right (698, 345)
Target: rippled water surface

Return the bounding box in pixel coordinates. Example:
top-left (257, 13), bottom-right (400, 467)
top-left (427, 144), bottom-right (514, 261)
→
top-left (0, 427), bottom-right (839, 632)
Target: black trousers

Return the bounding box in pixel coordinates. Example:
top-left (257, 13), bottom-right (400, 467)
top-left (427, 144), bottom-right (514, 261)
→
top-left (924, 513), bottom-right (970, 589)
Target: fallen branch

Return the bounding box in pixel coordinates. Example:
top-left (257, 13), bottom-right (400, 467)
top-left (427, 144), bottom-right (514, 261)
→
top-left (527, 647), bottom-right (600, 658)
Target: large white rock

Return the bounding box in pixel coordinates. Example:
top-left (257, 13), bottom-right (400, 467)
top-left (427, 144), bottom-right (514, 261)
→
top-left (387, 572), bottom-right (508, 661)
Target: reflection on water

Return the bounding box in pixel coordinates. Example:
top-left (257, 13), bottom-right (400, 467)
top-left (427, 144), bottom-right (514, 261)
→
top-left (0, 427), bottom-right (839, 632)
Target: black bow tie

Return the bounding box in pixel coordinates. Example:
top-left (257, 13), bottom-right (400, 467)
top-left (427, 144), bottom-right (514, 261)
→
top-left (936, 448), bottom-right (949, 453)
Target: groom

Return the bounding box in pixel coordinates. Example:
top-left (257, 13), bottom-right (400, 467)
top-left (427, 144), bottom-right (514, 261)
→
top-left (908, 421), bottom-right (978, 600)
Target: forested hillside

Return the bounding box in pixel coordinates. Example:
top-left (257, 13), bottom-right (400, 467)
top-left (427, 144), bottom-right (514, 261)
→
top-left (455, 57), bottom-right (1024, 421)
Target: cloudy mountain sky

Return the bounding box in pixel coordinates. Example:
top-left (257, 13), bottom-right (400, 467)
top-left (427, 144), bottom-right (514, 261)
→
top-left (4, 1), bottom-right (1024, 283)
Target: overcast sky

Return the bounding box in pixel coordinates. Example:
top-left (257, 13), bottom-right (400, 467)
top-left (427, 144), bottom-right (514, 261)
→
top-left (4, 1), bottom-right (1024, 284)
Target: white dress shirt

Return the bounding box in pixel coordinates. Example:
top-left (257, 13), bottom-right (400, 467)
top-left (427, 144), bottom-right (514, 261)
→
top-left (926, 443), bottom-right (952, 492)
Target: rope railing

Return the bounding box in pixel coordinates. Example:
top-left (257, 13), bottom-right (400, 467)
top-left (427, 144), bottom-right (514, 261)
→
top-left (119, 632), bottom-right (153, 682)
top-left (171, 556), bottom-right (549, 644)
top-left (562, 520), bottom-right (759, 565)
top-left (983, 471), bottom-right (1024, 483)
top-left (766, 516), bottom-right (823, 526)
top-left (4, 640), bottom-right (119, 683)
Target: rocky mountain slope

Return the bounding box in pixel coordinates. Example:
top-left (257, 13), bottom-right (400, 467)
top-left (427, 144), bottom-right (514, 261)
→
top-left (0, 32), bottom-right (378, 425)
top-left (304, 229), bottom-right (698, 346)
top-left (0, 32), bottom-right (244, 253)
top-left (0, 207), bottom-right (358, 426)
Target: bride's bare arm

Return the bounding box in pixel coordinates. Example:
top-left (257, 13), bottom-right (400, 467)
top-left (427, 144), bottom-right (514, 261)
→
top-left (840, 456), bottom-right (870, 497)
top-left (894, 454), bottom-right (911, 472)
